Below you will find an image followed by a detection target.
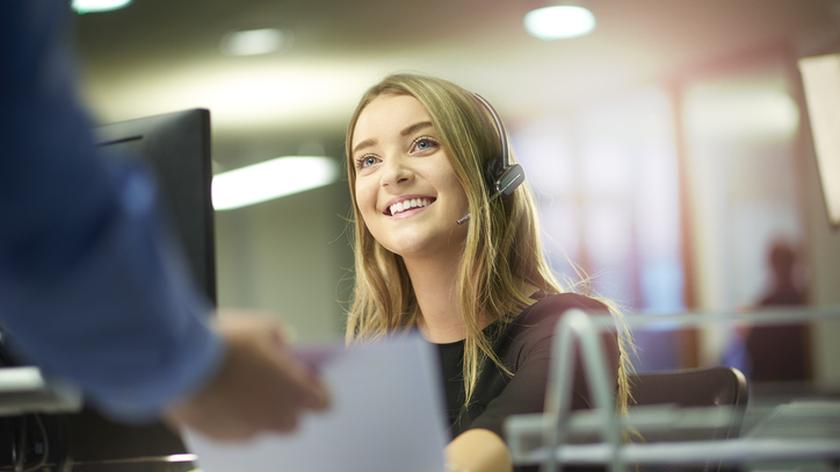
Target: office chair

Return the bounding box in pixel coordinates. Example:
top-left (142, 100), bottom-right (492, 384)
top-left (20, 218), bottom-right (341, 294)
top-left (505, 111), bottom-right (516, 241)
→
top-left (628, 366), bottom-right (749, 472)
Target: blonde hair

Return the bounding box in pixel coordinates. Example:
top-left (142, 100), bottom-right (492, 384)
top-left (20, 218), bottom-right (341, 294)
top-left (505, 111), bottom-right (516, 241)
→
top-left (344, 73), bottom-right (631, 413)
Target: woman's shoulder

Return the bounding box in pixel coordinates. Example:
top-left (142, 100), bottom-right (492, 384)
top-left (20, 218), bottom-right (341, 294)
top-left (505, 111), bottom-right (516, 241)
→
top-left (516, 292), bottom-right (610, 328)
top-left (499, 292), bottom-right (612, 363)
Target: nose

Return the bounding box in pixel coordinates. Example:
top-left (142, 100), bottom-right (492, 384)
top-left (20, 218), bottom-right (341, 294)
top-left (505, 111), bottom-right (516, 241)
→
top-left (381, 155), bottom-right (414, 188)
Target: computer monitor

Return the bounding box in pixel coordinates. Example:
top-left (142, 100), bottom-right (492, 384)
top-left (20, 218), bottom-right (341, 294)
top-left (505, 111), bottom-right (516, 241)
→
top-left (63, 108), bottom-right (217, 465)
top-left (0, 108), bottom-right (217, 469)
top-left (97, 108), bottom-right (217, 303)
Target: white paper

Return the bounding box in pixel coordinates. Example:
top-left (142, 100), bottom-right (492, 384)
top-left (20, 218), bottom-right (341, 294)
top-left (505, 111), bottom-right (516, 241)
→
top-left (185, 335), bottom-right (448, 472)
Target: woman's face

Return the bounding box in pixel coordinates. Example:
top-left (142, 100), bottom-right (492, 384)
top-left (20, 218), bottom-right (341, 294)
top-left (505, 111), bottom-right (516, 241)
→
top-left (351, 94), bottom-right (469, 259)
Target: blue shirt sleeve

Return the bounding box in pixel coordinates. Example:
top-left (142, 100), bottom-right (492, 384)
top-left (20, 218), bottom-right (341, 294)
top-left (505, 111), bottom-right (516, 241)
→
top-left (0, 0), bottom-right (223, 421)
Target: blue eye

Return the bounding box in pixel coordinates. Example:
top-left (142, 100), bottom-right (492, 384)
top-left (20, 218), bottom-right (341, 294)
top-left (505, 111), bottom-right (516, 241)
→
top-left (356, 155), bottom-right (380, 169)
top-left (412, 136), bottom-right (438, 153)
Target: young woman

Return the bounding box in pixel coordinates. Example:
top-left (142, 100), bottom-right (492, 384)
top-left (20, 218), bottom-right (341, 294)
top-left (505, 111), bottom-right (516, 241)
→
top-left (344, 73), bottom-right (631, 472)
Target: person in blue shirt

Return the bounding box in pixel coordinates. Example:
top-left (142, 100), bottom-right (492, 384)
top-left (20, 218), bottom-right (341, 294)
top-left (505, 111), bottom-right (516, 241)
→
top-left (0, 0), bottom-right (328, 440)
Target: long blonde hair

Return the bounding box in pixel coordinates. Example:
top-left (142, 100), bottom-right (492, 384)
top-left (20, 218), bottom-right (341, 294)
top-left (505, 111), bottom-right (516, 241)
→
top-left (344, 73), bottom-right (631, 412)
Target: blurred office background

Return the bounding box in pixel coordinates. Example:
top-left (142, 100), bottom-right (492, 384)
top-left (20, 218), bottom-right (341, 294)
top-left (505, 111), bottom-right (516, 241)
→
top-left (73, 0), bottom-right (840, 391)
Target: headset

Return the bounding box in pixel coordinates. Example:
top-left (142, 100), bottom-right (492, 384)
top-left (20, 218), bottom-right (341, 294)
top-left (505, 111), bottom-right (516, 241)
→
top-left (456, 93), bottom-right (525, 225)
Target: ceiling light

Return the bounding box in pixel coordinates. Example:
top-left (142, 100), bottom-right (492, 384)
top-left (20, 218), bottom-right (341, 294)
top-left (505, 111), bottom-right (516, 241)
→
top-left (212, 156), bottom-right (339, 211)
top-left (221, 28), bottom-right (288, 56)
top-left (523, 5), bottom-right (596, 40)
top-left (72, 0), bottom-right (132, 14)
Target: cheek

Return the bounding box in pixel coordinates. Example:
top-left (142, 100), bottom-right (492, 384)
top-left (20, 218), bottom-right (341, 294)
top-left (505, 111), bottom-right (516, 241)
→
top-left (354, 178), bottom-right (378, 221)
top-left (439, 171), bottom-right (469, 210)
top-left (430, 154), bottom-right (468, 206)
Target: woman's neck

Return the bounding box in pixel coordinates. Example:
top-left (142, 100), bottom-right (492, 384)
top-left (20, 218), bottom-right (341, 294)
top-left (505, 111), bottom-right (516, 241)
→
top-left (403, 254), bottom-right (470, 344)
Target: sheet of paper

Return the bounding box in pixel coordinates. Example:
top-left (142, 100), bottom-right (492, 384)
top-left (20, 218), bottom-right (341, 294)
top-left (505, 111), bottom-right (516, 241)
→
top-left (184, 335), bottom-right (448, 472)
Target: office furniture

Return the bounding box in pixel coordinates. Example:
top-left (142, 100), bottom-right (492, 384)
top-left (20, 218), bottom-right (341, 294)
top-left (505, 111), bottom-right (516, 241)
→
top-left (505, 308), bottom-right (840, 472)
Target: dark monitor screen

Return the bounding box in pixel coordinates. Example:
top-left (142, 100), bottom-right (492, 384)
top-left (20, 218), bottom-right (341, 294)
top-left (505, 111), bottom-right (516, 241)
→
top-left (57, 109), bottom-right (218, 464)
top-left (96, 108), bottom-right (217, 304)
top-left (0, 109), bottom-right (217, 468)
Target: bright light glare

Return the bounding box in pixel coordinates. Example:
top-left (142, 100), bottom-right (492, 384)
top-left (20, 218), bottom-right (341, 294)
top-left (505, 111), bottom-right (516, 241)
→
top-left (163, 454), bottom-right (197, 463)
top-left (72, 0), bottom-right (132, 14)
top-left (212, 156), bottom-right (339, 211)
top-left (800, 54), bottom-right (840, 225)
top-left (221, 29), bottom-right (287, 56)
top-left (523, 5), bottom-right (596, 40)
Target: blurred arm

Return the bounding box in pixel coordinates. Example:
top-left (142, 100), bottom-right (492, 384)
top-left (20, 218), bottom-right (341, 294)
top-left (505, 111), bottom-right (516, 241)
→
top-left (0, 0), bottom-right (221, 421)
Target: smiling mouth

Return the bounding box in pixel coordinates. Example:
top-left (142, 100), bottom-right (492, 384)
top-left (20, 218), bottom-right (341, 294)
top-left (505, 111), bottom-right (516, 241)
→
top-left (385, 197), bottom-right (436, 216)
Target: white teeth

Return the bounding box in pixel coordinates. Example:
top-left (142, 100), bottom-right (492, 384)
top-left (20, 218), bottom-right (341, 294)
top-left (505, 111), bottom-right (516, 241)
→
top-left (389, 198), bottom-right (431, 216)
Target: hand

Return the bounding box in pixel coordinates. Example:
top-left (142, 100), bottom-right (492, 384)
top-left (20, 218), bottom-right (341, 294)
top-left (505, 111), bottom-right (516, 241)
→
top-left (164, 311), bottom-right (330, 440)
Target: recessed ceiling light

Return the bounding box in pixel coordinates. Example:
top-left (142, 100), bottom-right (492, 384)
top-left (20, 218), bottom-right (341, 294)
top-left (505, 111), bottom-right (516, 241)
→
top-left (212, 156), bottom-right (339, 211)
top-left (523, 5), bottom-right (596, 40)
top-left (221, 28), bottom-right (289, 56)
top-left (72, 0), bottom-right (132, 14)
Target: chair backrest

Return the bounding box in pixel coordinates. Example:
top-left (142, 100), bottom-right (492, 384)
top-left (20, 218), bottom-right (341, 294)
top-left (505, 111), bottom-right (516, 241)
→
top-left (630, 366), bottom-right (748, 411)
top-left (628, 367), bottom-right (749, 472)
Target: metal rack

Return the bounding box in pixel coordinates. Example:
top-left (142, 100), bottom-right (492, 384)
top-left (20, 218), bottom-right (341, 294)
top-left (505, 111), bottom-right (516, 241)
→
top-left (504, 307), bottom-right (840, 472)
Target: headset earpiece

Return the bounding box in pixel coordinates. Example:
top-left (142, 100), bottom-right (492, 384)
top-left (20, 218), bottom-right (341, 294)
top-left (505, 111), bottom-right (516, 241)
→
top-left (494, 163), bottom-right (525, 197)
top-left (456, 93), bottom-right (526, 225)
top-left (471, 93), bottom-right (525, 199)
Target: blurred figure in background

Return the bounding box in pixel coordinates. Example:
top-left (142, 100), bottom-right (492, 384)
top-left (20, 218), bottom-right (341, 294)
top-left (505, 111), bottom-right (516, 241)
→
top-left (754, 240), bottom-right (807, 306)
top-left (745, 239), bottom-right (811, 384)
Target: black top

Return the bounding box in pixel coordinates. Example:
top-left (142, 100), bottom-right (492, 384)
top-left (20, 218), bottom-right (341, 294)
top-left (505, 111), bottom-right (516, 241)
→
top-left (433, 292), bottom-right (619, 440)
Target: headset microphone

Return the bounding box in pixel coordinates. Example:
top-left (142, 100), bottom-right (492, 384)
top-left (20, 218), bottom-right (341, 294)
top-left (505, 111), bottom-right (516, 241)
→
top-left (456, 93), bottom-right (525, 225)
top-left (456, 165), bottom-right (525, 224)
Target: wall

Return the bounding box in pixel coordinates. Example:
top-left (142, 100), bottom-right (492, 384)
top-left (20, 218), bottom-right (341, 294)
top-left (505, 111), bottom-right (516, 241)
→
top-left (803, 135), bottom-right (840, 388)
top-left (214, 177), bottom-right (354, 343)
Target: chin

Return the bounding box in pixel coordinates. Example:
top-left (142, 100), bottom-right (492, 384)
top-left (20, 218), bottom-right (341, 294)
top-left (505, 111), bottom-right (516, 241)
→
top-left (384, 238), bottom-right (435, 259)
top-left (385, 230), bottom-right (466, 260)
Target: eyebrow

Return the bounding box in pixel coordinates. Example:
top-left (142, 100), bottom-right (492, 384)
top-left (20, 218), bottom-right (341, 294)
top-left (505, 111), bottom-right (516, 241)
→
top-left (351, 121), bottom-right (435, 156)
